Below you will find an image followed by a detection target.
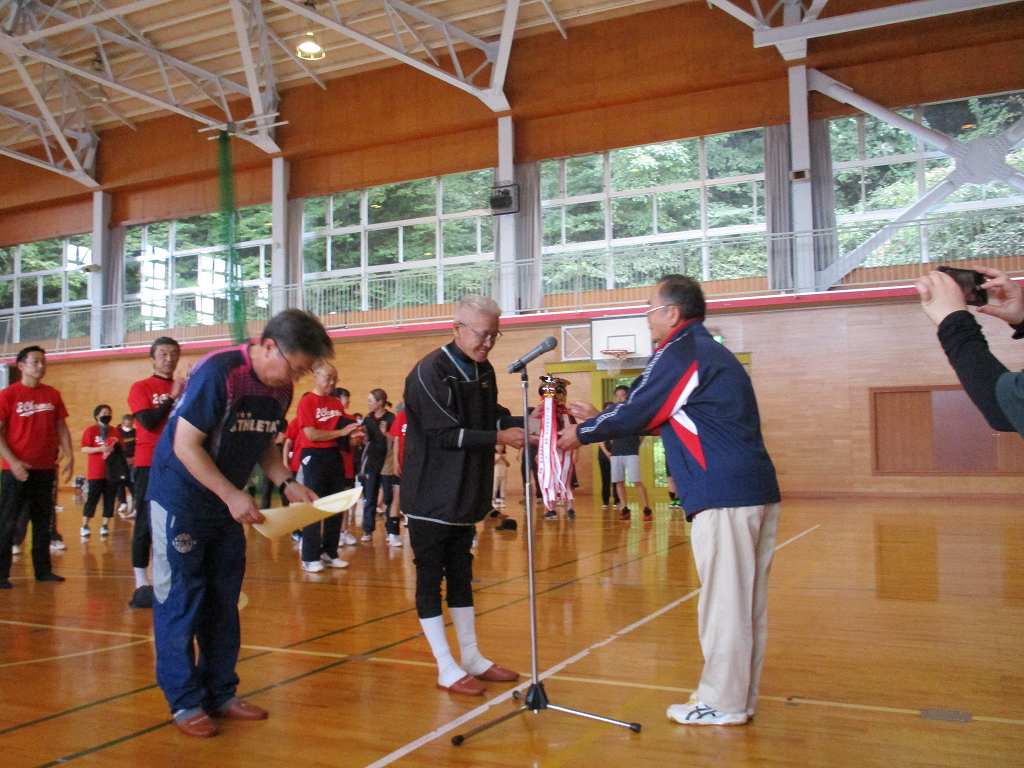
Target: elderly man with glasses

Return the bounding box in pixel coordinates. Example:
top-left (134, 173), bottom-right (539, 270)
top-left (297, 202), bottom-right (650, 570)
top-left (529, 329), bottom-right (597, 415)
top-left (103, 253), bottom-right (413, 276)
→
top-left (560, 274), bottom-right (780, 728)
top-left (400, 294), bottom-right (525, 696)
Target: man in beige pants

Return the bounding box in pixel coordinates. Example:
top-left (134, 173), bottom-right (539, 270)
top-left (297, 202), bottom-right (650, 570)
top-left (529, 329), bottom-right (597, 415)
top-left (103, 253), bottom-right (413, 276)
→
top-left (560, 274), bottom-right (781, 726)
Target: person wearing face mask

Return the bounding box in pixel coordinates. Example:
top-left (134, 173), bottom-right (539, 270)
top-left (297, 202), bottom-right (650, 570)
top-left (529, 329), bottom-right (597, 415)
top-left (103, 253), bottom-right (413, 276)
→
top-left (80, 404), bottom-right (122, 539)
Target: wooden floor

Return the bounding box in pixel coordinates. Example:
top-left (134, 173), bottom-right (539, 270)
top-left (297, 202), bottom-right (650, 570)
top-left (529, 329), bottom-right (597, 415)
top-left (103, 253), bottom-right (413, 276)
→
top-left (1, 494), bottom-right (1022, 767)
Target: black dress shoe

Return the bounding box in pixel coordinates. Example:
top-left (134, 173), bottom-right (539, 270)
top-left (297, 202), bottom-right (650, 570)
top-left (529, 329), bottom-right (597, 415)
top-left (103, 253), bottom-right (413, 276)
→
top-left (36, 572), bottom-right (65, 582)
top-left (0, 579), bottom-right (12, 589)
top-left (129, 585), bottom-right (154, 608)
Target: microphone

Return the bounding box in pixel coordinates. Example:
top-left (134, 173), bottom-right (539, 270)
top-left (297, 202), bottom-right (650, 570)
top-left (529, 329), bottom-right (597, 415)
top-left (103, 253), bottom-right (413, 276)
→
top-left (507, 336), bottom-right (557, 374)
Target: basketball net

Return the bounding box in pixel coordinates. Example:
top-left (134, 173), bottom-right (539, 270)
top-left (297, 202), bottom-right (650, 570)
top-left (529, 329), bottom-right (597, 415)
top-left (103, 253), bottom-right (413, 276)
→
top-left (599, 349), bottom-right (630, 376)
top-left (536, 394), bottom-right (574, 509)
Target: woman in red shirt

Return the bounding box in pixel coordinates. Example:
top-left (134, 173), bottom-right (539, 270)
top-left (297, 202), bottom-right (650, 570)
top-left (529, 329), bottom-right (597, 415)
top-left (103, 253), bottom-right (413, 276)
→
top-left (80, 404), bottom-right (121, 538)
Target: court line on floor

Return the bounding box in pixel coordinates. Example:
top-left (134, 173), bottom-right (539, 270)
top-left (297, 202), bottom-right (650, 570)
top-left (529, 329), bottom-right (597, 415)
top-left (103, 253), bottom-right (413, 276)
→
top-left (364, 522), bottom-right (821, 767)
top-left (8, 534), bottom-right (685, 745)
top-left (0, 619), bottom-right (149, 639)
top-left (0, 640), bottom-right (151, 669)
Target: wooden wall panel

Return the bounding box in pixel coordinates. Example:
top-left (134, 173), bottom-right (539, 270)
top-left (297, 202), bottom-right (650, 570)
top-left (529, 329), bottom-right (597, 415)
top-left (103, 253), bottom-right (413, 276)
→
top-left (37, 298), bottom-right (1024, 495)
top-left (0, 198), bottom-right (92, 248)
top-left (872, 391), bottom-right (933, 472)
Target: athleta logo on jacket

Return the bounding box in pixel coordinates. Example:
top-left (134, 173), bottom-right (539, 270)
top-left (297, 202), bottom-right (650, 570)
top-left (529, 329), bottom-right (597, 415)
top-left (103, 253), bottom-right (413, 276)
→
top-left (15, 401), bottom-right (56, 417)
top-left (229, 410), bottom-right (279, 434)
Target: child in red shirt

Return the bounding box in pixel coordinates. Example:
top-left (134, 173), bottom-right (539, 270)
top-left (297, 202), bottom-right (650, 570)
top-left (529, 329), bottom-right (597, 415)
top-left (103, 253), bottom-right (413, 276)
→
top-left (80, 404), bottom-right (122, 538)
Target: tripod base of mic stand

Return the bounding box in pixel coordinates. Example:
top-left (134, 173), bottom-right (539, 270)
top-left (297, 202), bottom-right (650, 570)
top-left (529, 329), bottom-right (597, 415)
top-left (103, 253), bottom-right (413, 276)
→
top-left (451, 682), bottom-right (641, 746)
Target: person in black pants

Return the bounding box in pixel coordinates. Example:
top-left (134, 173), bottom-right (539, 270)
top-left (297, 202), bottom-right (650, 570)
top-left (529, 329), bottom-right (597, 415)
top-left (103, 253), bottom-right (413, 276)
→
top-left (359, 388), bottom-right (395, 542)
top-left (596, 402), bottom-right (619, 510)
top-left (0, 345), bottom-right (73, 588)
top-left (80, 404), bottom-right (121, 538)
top-left (116, 414), bottom-right (136, 517)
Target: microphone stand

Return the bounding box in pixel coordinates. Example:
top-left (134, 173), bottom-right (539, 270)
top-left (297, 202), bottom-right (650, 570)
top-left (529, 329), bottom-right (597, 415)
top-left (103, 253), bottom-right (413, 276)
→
top-left (452, 365), bottom-right (642, 747)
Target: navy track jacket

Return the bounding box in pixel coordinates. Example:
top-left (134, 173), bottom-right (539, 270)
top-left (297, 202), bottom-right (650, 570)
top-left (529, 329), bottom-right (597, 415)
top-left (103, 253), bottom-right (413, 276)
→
top-left (577, 318), bottom-right (780, 519)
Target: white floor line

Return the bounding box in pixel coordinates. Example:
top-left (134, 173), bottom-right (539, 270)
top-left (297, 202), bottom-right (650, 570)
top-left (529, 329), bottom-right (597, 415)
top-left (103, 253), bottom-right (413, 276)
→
top-left (0, 640), bottom-right (151, 669)
top-left (0, 619), bottom-right (150, 640)
top-left (365, 521), bottom-right (821, 768)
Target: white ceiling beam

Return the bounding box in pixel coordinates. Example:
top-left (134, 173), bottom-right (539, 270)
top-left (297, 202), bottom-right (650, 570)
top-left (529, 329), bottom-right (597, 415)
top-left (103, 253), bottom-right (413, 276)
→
top-left (536, 0), bottom-right (567, 38)
top-left (14, 0), bottom-right (169, 45)
top-left (1, 47), bottom-right (96, 184)
top-left (228, 0), bottom-right (281, 153)
top-left (0, 143), bottom-right (97, 186)
top-left (267, 0), bottom-right (511, 111)
top-left (41, 5), bottom-right (251, 100)
top-left (754, 0), bottom-right (1021, 48)
top-left (487, 0), bottom-right (520, 106)
top-left (802, 0), bottom-right (829, 22)
top-left (707, 0), bottom-right (765, 29)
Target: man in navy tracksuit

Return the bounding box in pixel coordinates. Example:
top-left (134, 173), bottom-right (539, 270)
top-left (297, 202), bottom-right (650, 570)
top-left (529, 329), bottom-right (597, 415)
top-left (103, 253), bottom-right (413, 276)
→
top-left (560, 274), bottom-right (780, 727)
top-left (148, 310), bottom-right (330, 738)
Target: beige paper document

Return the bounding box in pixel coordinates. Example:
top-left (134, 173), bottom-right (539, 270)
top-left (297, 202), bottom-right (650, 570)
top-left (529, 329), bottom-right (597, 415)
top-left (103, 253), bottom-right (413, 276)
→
top-left (252, 485), bottom-right (363, 539)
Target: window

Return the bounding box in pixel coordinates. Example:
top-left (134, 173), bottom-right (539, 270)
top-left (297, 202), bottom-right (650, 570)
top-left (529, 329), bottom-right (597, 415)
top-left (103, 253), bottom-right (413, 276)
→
top-left (831, 90), bottom-right (1024, 267)
top-left (539, 128), bottom-right (767, 289)
top-left (0, 233), bottom-right (94, 343)
top-left (299, 169), bottom-right (496, 311)
top-left (122, 204), bottom-right (272, 331)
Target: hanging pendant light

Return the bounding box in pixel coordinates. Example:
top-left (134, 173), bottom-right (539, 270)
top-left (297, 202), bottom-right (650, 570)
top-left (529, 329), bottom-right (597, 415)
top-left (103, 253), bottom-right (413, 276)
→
top-left (296, 0), bottom-right (326, 61)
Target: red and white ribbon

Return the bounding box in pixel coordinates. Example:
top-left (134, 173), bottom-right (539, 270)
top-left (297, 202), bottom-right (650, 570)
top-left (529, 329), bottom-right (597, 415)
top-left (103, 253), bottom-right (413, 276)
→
top-left (537, 397), bottom-right (575, 508)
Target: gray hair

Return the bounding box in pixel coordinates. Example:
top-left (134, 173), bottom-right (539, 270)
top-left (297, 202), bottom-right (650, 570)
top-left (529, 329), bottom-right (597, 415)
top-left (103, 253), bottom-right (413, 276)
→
top-left (454, 294), bottom-right (502, 320)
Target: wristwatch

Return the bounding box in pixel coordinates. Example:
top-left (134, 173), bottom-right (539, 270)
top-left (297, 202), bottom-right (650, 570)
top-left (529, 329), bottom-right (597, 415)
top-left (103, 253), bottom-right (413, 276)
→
top-left (279, 477), bottom-right (296, 496)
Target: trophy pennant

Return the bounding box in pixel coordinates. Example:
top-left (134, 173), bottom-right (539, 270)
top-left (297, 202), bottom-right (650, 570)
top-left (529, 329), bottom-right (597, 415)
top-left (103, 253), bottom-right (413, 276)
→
top-left (536, 376), bottom-right (575, 509)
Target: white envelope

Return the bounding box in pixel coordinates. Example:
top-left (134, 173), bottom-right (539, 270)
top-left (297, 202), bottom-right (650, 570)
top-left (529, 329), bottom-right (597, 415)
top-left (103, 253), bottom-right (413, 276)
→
top-left (252, 485), bottom-right (363, 539)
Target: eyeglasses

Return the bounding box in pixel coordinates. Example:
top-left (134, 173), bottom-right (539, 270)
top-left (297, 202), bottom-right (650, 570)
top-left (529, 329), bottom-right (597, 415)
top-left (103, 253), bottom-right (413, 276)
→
top-left (456, 323), bottom-right (503, 345)
top-left (274, 344), bottom-right (313, 379)
top-left (644, 304), bottom-right (674, 315)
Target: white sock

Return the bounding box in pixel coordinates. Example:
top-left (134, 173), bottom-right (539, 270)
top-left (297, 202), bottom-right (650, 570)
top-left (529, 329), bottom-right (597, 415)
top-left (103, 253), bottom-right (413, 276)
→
top-left (450, 606), bottom-right (493, 676)
top-left (133, 568), bottom-right (149, 589)
top-left (419, 615), bottom-right (466, 687)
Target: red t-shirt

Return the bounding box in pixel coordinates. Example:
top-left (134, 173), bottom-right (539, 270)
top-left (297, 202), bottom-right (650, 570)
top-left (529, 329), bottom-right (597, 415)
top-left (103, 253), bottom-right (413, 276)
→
top-left (127, 374), bottom-right (175, 468)
top-left (0, 382), bottom-right (68, 470)
top-left (285, 417), bottom-right (304, 473)
top-left (295, 392), bottom-right (346, 450)
top-left (389, 409), bottom-right (408, 474)
top-left (81, 424), bottom-right (121, 480)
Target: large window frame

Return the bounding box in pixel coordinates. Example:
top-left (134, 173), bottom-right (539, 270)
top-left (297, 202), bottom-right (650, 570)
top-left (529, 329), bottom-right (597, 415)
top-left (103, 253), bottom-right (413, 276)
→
top-left (539, 129), bottom-right (767, 284)
top-left (0, 234), bottom-right (93, 343)
top-left (123, 206), bottom-right (273, 331)
top-left (300, 169), bottom-right (496, 311)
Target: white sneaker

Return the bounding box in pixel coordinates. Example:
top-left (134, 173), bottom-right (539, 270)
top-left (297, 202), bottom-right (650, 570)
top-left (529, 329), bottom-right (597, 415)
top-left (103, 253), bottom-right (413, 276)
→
top-left (117, 503), bottom-right (127, 513)
top-left (11, 544), bottom-right (20, 555)
top-left (54, 505), bottom-right (64, 512)
top-left (359, 534), bottom-right (372, 543)
top-left (340, 531), bottom-right (358, 546)
top-left (100, 524), bottom-right (109, 537)
top-left (666, 701), bottom-right (747, 726)
top-left (319, 554), bottom-right (349, 569)
top-left (386, 533), bottom-right (403, 548)
top-left (80, 526), bottom-right (90, 538)
top-left (50, 540), bottom-right (67, 551)
top-left (301, 560), bottom-right (324, 573)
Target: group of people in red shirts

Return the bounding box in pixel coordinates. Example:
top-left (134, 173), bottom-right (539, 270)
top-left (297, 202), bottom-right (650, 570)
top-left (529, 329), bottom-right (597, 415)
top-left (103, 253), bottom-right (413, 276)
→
top-left (281, 368), bottom-right (408, 572)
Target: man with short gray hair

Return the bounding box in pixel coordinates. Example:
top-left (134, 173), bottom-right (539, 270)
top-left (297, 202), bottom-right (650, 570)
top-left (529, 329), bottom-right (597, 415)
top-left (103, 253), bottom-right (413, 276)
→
top-left (401, 295), bottom-right (524, 696)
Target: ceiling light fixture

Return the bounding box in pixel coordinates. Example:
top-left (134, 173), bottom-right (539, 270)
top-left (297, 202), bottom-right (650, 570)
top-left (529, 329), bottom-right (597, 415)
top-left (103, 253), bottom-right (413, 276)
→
top-left (296, 1), bottom-right (326, 61)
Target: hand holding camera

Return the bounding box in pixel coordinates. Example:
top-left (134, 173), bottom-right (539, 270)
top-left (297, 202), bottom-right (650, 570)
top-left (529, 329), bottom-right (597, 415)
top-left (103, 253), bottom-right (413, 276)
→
top-left (916, 266), bottom-right (1023, 328)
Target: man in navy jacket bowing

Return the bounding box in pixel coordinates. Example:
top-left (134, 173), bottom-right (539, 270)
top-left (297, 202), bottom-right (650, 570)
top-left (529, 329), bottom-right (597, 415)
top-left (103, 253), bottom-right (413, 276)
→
top-left (559, 274), bottom-right (780, 727)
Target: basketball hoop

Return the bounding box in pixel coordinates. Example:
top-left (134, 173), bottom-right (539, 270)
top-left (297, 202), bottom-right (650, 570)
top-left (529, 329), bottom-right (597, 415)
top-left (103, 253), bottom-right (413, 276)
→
top-left (598, 348), bottom-right (630, 375)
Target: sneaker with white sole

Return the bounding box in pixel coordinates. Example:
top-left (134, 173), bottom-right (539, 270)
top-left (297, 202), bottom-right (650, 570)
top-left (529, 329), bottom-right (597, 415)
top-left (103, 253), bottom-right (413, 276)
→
top-left (117, 503), bottom-right (127, 514)
top-left (340, 531), bottom-right (358, 546)
top-left (359, 534), bottom-right (372, 543)
top-left (319, 554), bottom-right (349, 569)
top-left (301, 560), bottom-right (325, 573)
top-left (80, 526), bottom-right (90, 538)
top-left (666, 700), bottom-right (747, 726)
top-left (11, 544), bottom-right (20, 555)
top-left (386, 533), bottom-right (403, 548)
top-left (100, 524), bottom-right (110, 538)
top-left (50, 540), bottom-right (67, 551)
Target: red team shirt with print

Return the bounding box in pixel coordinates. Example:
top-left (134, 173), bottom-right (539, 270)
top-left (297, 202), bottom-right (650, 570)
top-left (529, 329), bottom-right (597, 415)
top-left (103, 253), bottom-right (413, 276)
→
top-left (389, 409), bottom-right (408, 475)
top-left (0, 382), bottom-right (68, 470)
top-left (81, 424), bottom-right (120, 481)
top-left (285, 417), bottom-right (304, 473)
top-left (127, 375), bottom-right (175, 468)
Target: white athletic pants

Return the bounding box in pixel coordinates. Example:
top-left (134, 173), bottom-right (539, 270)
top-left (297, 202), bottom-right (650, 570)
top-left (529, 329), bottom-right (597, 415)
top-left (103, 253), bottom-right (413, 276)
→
top-left (691, 502), bottom-right (781, 714)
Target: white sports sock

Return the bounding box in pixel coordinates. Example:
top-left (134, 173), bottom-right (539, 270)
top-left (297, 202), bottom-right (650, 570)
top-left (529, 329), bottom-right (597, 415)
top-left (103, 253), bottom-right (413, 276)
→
top-left (419, 615), bottom-right (466, 687)
top-left (133, 567), bottom-right (149, 589)
top-left (450, 606), bottom-right (493, 676)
